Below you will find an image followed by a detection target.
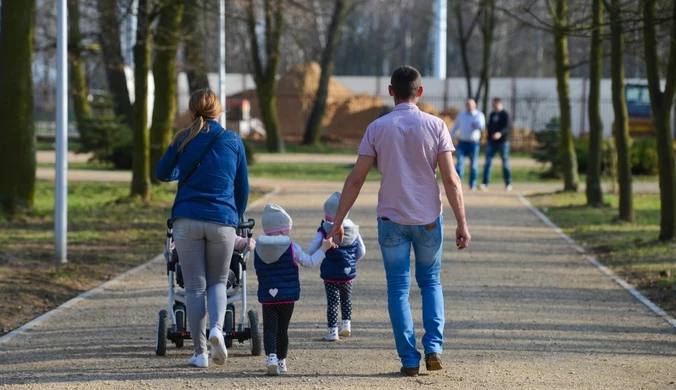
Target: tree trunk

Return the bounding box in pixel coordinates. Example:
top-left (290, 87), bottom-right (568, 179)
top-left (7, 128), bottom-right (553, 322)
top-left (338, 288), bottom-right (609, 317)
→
top-left (68, 0), bottom-right (91, 125)
top-left (477, 0), bottom-right (495, 113)
top-left (151, 2), bottom-right (185, 184)
top-left (258, 82), bottom-right (284, 152)
top-left (98, 0), bottom-right (133, 127)
top-left (454, 2), bottom-right (473, 98)
top-left (302, 0), bottom-right (351, 146)
top-left (181, 1), bottom-right (210, 93)
top-left (246, 0), bottom-right (286, 153)
top-left (586, 0), bottom-right (604, 207)
top-left (131, 0), bottom-right (152, 200)
top-left (0, 0), bottom-right (37, 215)
top-left (607, 0), bottom-right (633, 221)
top-left (643, 0), bottom-right (676, 240)
top-left (552, 0), bottom-right (579, 192)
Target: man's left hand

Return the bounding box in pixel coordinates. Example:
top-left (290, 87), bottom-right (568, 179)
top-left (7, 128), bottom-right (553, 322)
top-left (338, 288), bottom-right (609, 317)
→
top-left (326, 223), bottom-right (345, 245)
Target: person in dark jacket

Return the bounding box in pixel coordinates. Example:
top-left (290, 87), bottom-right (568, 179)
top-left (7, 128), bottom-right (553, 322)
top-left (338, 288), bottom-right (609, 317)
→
top-left (308, 192), bottom-right (366, 341)
top-left (156, 89), bottom-right (249, 369)
top-left (480, 98), bottom-right (513, 191)
top-left (254, 203), bottom-right (333, 376)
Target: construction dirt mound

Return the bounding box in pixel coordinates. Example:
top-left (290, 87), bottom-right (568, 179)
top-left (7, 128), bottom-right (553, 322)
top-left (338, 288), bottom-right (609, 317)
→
top-left (176, 62), bottom-right (456, 140)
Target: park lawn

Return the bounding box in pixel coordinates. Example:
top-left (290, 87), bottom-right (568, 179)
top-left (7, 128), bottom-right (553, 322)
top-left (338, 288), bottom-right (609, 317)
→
top-left (528, 192), bottom-right (676, 317)
top-left (0, 181), bottom-right (268, 336)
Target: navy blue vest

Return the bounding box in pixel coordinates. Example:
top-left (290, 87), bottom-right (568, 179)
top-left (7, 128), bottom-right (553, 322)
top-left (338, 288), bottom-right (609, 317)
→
top-left (318, 224), bottom-right (358, 281)
top-left (254, 245), bottom-right (300, 303)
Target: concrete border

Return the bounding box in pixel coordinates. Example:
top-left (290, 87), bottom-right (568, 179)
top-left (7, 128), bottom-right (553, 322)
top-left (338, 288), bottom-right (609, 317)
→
top-left (0, 185), bottom-right (281, 346)
top-left (518, 194), bottom-right (676, 330)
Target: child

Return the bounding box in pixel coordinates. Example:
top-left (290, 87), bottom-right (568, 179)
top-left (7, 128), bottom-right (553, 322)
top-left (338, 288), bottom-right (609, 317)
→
top-left (254, 203), bottom-right (333, 376)
top-left (309, 191), bottom-right (366, 341)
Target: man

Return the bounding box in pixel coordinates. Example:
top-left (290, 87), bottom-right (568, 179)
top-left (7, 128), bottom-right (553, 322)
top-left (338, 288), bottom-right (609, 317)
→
top-left (479, 98), bottom-right (512, 191)
top-left (450, 98), bottom-right (485, 190)
top-left (326, 66), bottom-right (471, 377)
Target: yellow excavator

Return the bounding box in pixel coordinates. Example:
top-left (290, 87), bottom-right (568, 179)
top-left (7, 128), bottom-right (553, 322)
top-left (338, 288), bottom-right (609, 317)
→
top-left (625, 83), bottom-right (653, 138)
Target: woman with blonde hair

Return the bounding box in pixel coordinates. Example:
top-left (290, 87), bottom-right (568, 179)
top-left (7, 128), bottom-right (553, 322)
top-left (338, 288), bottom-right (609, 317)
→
top-left (157, 89), bottom-right (249, 368)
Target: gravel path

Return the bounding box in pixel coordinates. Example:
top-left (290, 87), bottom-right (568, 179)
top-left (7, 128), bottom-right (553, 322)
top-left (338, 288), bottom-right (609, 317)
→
top-left (1, 180), bottom-right (674, 389)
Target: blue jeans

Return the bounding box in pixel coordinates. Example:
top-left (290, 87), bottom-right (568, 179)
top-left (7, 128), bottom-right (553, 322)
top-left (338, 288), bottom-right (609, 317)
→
top-left (482, 140), bottom-right (512, 186)
top-left (455, 141), bottom-right (480, 188)
top-left (377, 215), bottom-right (444, 368)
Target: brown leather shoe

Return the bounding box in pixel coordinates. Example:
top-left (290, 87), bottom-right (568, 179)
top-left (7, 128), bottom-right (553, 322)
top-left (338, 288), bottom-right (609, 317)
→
top-left (425, 353), bottom-right (443, 371)
top-left (400, 366), bottom-right (420, 377)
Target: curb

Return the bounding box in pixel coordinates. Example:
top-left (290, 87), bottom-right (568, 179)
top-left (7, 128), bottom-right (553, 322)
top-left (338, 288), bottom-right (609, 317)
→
top-left (518, 194), bottom-right (676, 330)
top-left (0, 185), bottom-right (281, 346)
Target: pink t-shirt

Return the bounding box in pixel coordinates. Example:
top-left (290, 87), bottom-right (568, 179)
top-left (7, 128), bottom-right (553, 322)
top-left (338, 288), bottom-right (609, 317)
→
top-left (358, 102), bottom-right (455, 225)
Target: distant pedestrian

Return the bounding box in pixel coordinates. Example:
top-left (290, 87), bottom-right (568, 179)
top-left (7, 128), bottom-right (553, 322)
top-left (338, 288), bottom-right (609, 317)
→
top-left (480, 98), bottom-right (512, 191)
top-left (450, 98), bottom-right (485, 190)
top-left (326, 66), bottom-right (471, 377)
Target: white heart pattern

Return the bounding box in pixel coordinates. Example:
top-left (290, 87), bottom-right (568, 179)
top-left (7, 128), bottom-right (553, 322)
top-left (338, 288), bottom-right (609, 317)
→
top-left (269, 288), bottom-right (278, 297)
top-left (343, 267), bottom-right (351, 275)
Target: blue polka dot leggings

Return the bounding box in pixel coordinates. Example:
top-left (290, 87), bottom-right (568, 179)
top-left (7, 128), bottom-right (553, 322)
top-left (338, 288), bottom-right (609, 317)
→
top-left (324, 281), bottom-right (353, 328)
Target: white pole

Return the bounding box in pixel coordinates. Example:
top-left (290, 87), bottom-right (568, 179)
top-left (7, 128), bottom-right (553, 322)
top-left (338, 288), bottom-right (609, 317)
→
top-left (55, 0), bottom-right (68, 264)
top-left (434, 0), bottom-right (447, 79)
top-left (218, 0), bottom-right (226, 125)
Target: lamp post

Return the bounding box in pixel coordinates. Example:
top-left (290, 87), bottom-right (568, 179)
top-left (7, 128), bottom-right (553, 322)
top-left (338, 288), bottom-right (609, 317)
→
top-left (434, 0), bottom-right (447, 79)
top-left (55, 0), bottom-right (68, 264)
top-left (218, 0), bottom-right (226, 125)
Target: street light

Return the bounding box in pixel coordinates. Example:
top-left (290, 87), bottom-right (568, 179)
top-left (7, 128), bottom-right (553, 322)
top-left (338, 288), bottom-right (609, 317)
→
top-left (55, 0), bottom-right (68, 264)
top-left (218, 0), bottom-right (226, 125)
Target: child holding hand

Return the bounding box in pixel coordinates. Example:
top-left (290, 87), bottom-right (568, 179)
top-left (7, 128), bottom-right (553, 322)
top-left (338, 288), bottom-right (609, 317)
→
top-left (309, 192), bottom-right (366, 341)
top-left (254, 203), bottom-right (333, 376)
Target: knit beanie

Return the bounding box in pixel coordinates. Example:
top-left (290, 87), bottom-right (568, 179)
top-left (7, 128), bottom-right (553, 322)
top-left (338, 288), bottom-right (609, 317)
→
top-left (323, 191), bottom-right (347, 220)
top-left (261, 203), bottom-right (293, 234)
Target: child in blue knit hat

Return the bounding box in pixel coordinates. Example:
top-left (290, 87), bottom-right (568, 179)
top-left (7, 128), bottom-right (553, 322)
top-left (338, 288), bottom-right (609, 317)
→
top-left (308, 191), bottom-right (366, 341)
top-left (254, 203), bottom-right (333, 376)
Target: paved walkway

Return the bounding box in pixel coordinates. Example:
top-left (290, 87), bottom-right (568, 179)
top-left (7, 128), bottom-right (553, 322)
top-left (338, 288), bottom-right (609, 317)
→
top-left (1, 180), bottom-right (674, 389)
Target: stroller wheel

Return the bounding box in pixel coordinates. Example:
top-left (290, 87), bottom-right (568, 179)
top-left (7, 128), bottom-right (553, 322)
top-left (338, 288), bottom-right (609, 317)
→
top-left (248, 309), bottom-right (262, 356)
top-left (224, 304), bottom-right (235, 348)
top-left (155, 310), bottom-right (169, 356)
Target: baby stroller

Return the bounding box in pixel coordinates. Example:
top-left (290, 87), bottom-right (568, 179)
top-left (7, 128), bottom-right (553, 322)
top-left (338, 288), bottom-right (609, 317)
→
top-left (155, 218), bottom-right (262, 356)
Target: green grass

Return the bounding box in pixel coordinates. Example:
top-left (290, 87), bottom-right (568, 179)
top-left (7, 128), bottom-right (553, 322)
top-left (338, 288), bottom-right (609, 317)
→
top-left (528, 191), bottom-right (676, 316)
top-left (37, 140), bottom-right (81, 151)
top-left (0, 181), bottom-right (269, 335)
top-left (251, 141), bottom-right (359, 155)
top-left (37, 162), bottom-right (119, 171)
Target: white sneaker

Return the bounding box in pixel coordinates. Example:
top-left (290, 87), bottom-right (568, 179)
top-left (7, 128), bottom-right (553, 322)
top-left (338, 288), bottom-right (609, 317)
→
top-left (325, 327), bottom-right (339, 341)
top-left (478, 184), bottom-right (488, 191)
top-left (469, 186), bottom-right (478, 192)
top-left (209, 327), bottom-right (228, 365)
top-left (266, 354), bottom-right (280, 376)
top-left (505, 184), bottom-right (513, 192)
top-left (339, 320), bottom-right (351, 337)
top-left (189, 353), bottom-right (209, 368)
top-left (278, 358), bottom-right (287, 373)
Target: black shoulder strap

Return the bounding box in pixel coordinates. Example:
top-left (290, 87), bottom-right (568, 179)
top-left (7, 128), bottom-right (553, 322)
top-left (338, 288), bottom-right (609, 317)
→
top-left (178, 128), bottom-right (227, 191)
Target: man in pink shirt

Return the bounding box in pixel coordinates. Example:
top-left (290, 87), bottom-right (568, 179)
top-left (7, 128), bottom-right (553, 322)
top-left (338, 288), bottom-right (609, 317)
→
top-left (327, 66), bottom-right (471, 376)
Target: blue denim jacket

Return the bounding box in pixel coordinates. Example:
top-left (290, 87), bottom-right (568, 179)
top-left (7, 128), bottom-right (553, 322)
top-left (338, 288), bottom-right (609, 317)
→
top-left (156, 120), bottom-right (249, 227)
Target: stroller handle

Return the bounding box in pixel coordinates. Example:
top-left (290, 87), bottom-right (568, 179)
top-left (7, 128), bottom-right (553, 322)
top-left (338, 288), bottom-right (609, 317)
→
top-left (238, 219), bottom-right (255, 231)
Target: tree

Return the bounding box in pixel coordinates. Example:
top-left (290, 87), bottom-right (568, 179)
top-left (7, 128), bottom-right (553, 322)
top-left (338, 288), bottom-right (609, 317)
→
top-left (604, 0), bottom-right (633, 221)
top-left (150, 1), bottom-right (185, 183)
top-left (643, 0), bottom-right (676, 240)
top-left (0, 0), bottom-right (37, 215)
top-left (476, 0), bottom-right (496, 113)
top-left (68, 0), bottom-right (91, 125)
top-left (246, 0), bottom-right (286, 153)
top-left (182, 1), bottom-right (210, 93)
top-left (131, 0), bottom-right (152, 200)
top-left (586, 0), bottom-right (604, 207)
top-left (302, 0), bottom-right (352, 146)
top-left (98, 0), bottom-right (133, 127)
top-left (453, 0), bottom-right (481, 99)
top-left (547, 0), bottom-right (579, 192)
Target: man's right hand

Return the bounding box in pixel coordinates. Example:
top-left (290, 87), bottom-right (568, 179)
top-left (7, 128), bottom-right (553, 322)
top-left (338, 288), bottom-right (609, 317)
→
top-left (456, 224), bottom-right (471, 250)
top-left (326, 223), bottom-right (345, 245)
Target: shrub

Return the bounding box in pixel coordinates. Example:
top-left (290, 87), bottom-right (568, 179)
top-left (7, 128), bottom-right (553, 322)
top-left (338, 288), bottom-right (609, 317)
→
top-left (531, 117), bottom-right (562, 178)
top-left (242, 138), bottom-right (255, 165)
top-left (630, 138), bottom-right (659, 175)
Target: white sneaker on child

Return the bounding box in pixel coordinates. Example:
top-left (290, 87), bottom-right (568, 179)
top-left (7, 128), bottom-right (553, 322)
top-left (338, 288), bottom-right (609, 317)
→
top-left (188, 353), bottom-right (209, 368)
top-left (209, 327), bottom-right (228, 365)
top-left (339, 320), bottom-right (351, 337)
top-left (325, 327), bottom-right (339, 341)
top-left (266, 353), bottom-right (280, 376)
top-left (278, 358), bottom-right (287, 373)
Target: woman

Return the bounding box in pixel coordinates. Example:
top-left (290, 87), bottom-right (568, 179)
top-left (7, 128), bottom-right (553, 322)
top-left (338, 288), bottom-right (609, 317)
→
top-left (157, 89), bottom-right (249, 368)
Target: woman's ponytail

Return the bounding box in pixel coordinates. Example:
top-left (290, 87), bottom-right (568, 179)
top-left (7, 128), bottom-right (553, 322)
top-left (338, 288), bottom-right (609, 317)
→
top-left (170, 89), bottom-right (223, 152)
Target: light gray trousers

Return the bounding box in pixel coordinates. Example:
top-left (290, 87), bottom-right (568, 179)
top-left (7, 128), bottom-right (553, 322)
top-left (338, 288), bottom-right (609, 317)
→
top-left (173, 218), bottom-right (236, 355)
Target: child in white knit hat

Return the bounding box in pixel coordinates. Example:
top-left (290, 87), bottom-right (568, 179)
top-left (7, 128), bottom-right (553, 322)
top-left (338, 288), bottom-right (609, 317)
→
top-left (254, 203), bottom-right (333, 376)
top-left (308, 191), bottom-right (366, 341)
